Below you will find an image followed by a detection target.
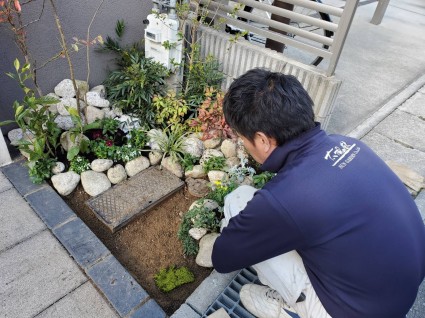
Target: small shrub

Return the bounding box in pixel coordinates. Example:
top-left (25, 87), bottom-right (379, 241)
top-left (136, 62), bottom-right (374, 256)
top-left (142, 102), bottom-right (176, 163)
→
top-left (206, 180), bottom-right (237, 207)
top-left (154, 266), bottom-right (195, 293)
top-left (253, 171), bottom-right (276, 189)
top-left (153, 90), bottom-right (189, 129)
top-left (28, 158), bottom-right (56, 184)
top-left (180, 152), bottom-right (199, 172)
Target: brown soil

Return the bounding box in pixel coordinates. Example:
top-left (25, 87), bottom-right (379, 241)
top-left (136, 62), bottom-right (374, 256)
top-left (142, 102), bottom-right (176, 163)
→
top-left (62, 184), bottom-right (212, 315)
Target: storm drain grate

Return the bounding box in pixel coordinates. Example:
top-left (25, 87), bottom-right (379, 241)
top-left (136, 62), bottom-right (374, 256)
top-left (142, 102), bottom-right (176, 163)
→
top-left (202, 267), bottom-right (300, 318)
top-left (87, 166), bottom-right (184, 232)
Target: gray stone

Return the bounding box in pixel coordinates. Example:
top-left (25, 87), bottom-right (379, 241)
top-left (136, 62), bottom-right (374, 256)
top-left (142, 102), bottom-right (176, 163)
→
top-left (189, 227), bottom-right (208, 240)
top-left (182, 137), bottom-right (205, 158)
top-left (128, 299), bottom-right (166, 318)
top-left (54, 115), bottom-right (75, 130)
top-left (112, 106), bottom-right (123, 117)
top-left (91, 159), bottom-right (113, 172)
top-left (0, 172), bottom-right (12, 193)
top-left (170, 303), bottom-right (200, 318)
top-left (204, 138), bottom-right (221, 149)
top-left (75, 80), bottom-right (89, 97)
top-left (185, 165), bottom-right (207, 179)
top-left (26, 186), bottom-right (76, 229)
top-left (51, 171), bottom-right (80, 196)
top-left (207, 308), bottom-right (231, 318)
top-left (90, 85), bottom-right (106, 98)
top-left (0, 230), bottom-right (87, 318)
top-left (54, 79), bottom-right (76, 98)
top-left (361, 132), bottom-right (425, 176)
top-left (399, 92), bottom-right (425, 118)
top-left (7, 128), bottom-right (23, 146)
top-left (81, 170), bottom-right (111, 196)
top-left (1, 160), bottom-right (45, 196)
top-left (60, 131), bottom-right (89, 152)
top-left (200, 149), bottom-right (224, 166)
top-left (208, 170), bottom-right (228, 183)
top-left (189, 199), bottom-right (219, 212)
top-left (196, 233), bottom-right (219, 268)
top-left (87, 254), bottom-right (149, 317)
top-left (51, 161), bottom-right (65, 175)
top-left (149, 151), bottom-right (163, 166)
top-left (0, 188), bottom-right (46, 251)
top-left (415, 191), bottom-right (425, 222)
top-left (161, 156), bottom-right (184, 178)
top-left (19, 130), bottom-right (36, 159)
top-left (103, 107), bottom-right (116, 119)
top-left (220, 139), bottom-right (237, 158)
top-left (53, 218), bottom-right (110, 269)
top-left (186, 178), bottom-right (210, 198)
top-left (107, 164), bottom-right (127, 184)
top-left (186, 270), bottom-right (239, 314)
top-left (125, 156), bottom-right (150, 177)
top-left (57, 97), bottom-right (78, 116)
top-left (86, 91), bottom-right (110, 108)
top-left (374, 110), bottom-right (425, 152)
top-left (225, 156), bottom-right (240, 169)
top-left (408, 278), bottom-right (425, 318)
top-left (85, 105), bottom-right (105, 124)
top-left (35, 281), bottom-right (119, 318)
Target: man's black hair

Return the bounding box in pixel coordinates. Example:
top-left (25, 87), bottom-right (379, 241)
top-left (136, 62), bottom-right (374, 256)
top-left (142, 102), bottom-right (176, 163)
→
top-left (223, 68), bottom-right (315, 146)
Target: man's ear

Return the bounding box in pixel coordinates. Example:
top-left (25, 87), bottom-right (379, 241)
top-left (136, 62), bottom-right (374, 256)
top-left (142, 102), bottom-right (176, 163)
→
top-left (255, 132), bottom-right (277, 153)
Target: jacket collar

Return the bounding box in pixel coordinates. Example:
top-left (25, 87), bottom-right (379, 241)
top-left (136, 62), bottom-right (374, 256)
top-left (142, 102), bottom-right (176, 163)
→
top-left (261, 123), bottom-right (326, 173)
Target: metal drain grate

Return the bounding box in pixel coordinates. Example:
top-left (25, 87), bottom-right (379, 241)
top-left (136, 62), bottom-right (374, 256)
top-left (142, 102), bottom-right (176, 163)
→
top-left (202, 267), bottom-right (300, 318)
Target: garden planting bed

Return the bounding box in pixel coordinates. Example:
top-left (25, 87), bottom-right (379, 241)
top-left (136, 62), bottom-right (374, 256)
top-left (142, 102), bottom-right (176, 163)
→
top-left (62, 182), bottom-right (212, 315)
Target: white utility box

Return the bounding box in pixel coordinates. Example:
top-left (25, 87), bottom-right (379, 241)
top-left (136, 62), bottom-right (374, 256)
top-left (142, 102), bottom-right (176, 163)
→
top-left (144, 13), bottom-right (183, 71)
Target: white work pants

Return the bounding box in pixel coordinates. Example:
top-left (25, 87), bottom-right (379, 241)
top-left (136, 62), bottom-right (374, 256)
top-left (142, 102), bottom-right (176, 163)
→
top-left (223, 185), bottom-right (331, 318)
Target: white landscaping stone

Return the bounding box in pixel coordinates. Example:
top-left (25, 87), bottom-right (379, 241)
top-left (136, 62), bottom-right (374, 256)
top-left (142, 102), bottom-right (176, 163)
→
top-left (90, 85), bottom-right (106, 98)
top-left (182, 137), bottom-right (205, 158)
top-left (221, 139), bottom-right (237, 158)
top-left (200, 149), bottom-right (224, 166)
top-left (203, 138), bottom-right (221, 149)
top-left (149, 151), bottom-right (163, 166)
top-left (125, 156), bottom-right (150, 177)
top-left (185, 165), bottom-right (206, 179)
top-left (85, 106), bottom-right (105, 124)
top-left (56, 98), bottom-right (78, 116)
top-left (107, 164), bottom-right (127, 184)
top-left (81, 170), bottom-right (111, 197)
top-left (86, 91), bottom-right (110, 108)
top-left (207, 308), bottom-right (231, 318)
top-left (51, 162), bottom-right (65, 175)
top-left (189, 227), bottom-right (208, 240)
top-left (54, 79), bottom-right (76, 98)
top-left (60, 131), bottom-right (89, 152)
top-left (54, 115), bottom-right (74, 130)
top-left (51, 171), bottom-right (80, 196)
top-left (208, 170), bottom-right (228, 183)
top-left (91, 159), bottom-right (113, 172)
top-left (189, 199), bottom-right (219, 211)
top-left (161, 157), bottom-right (184, 178)
top-left (103, 108), bottom-right (116, 119)
top-left (7, 128), bottom-right (23, 146)
top-left (225, 157), bottom-right (240, 169)
top-left (196, 233), bottom-right (220, 268)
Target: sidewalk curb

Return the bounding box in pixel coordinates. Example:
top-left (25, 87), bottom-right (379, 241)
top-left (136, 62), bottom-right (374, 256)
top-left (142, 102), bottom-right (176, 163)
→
top-left (347, 74), bottom-right (425, 139)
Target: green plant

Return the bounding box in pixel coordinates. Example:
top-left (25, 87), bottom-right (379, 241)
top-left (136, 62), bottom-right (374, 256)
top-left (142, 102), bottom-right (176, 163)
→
top-left (152, 90), bottom-right (189, 129)
top-left (206, 180), bottom-right (237, 206)
top-left (253, 171), bottom-right (276, 189)
top-left (189, 87), bottom-right (235, 140)
top-left (127, 129), bottom-right (147, 149)
top-left (100, 117), bottom-right (120, 137)
top-left (149, 127), bottom-right (188, 163)
top-left (178, 200), bottom-right (223, 256)
top-left (102, 20), bottom-right (169, 126)
top-left (28, 157), bottom-right (56, 184)
top-left (69, 155), bottom-right (91, 174)
top-left (227, 157), bottom-right (256, 183)
top-left (154, 266), bottom-right (195, 293)
top-left (202, 156), bottom-right (226, 173)
top-left (180, 152), bottom-right (199, 172)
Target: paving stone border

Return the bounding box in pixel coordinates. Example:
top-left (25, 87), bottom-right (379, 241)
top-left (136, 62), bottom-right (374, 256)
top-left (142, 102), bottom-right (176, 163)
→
top-left (0, 159), bottom-right (237, 317)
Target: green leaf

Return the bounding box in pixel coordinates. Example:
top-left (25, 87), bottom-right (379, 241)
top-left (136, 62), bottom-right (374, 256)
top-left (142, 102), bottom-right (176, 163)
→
top-left (0, 120), bottom-right (16, 127)
top-left (15, 105), bottom-right (24, 117)
top-left (67, 147), bottom-right (80, 161)
top-left (14, 59), bottom-right (20, 72)
top-left (22, 63), bottom-right (31, 72)
top-left (67, 107), bottom-right (79, 117)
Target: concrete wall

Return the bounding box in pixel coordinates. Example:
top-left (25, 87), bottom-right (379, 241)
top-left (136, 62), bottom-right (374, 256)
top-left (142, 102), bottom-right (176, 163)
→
top-left (0, 0), bottom-right (152, 133)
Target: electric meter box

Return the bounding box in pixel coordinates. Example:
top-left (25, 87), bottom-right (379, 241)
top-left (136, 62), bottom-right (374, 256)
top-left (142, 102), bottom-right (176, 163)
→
top-left (144, 13), bottom-right (183, 71)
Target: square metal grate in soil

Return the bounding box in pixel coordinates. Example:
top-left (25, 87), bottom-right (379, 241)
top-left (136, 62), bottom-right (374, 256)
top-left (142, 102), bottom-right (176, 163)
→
top-left (87, 166), bottom-right (184, 232)
top-left (202, 267), bottom-right (300, 318)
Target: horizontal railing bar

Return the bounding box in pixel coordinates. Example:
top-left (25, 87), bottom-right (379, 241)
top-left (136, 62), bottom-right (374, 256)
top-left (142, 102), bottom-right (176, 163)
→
top-left (265, 0), bottom-right (344, 17)
top-left (202, 0), bottom-right (334, 46)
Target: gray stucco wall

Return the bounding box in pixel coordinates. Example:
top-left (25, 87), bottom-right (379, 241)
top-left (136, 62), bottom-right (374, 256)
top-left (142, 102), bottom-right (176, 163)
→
top-left (0, 0), bottom-right (152, 133)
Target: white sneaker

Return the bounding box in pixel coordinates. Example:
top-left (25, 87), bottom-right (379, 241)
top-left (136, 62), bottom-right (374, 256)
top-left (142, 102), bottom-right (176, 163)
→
top-left (240, 284), bottom-right (297, 318)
